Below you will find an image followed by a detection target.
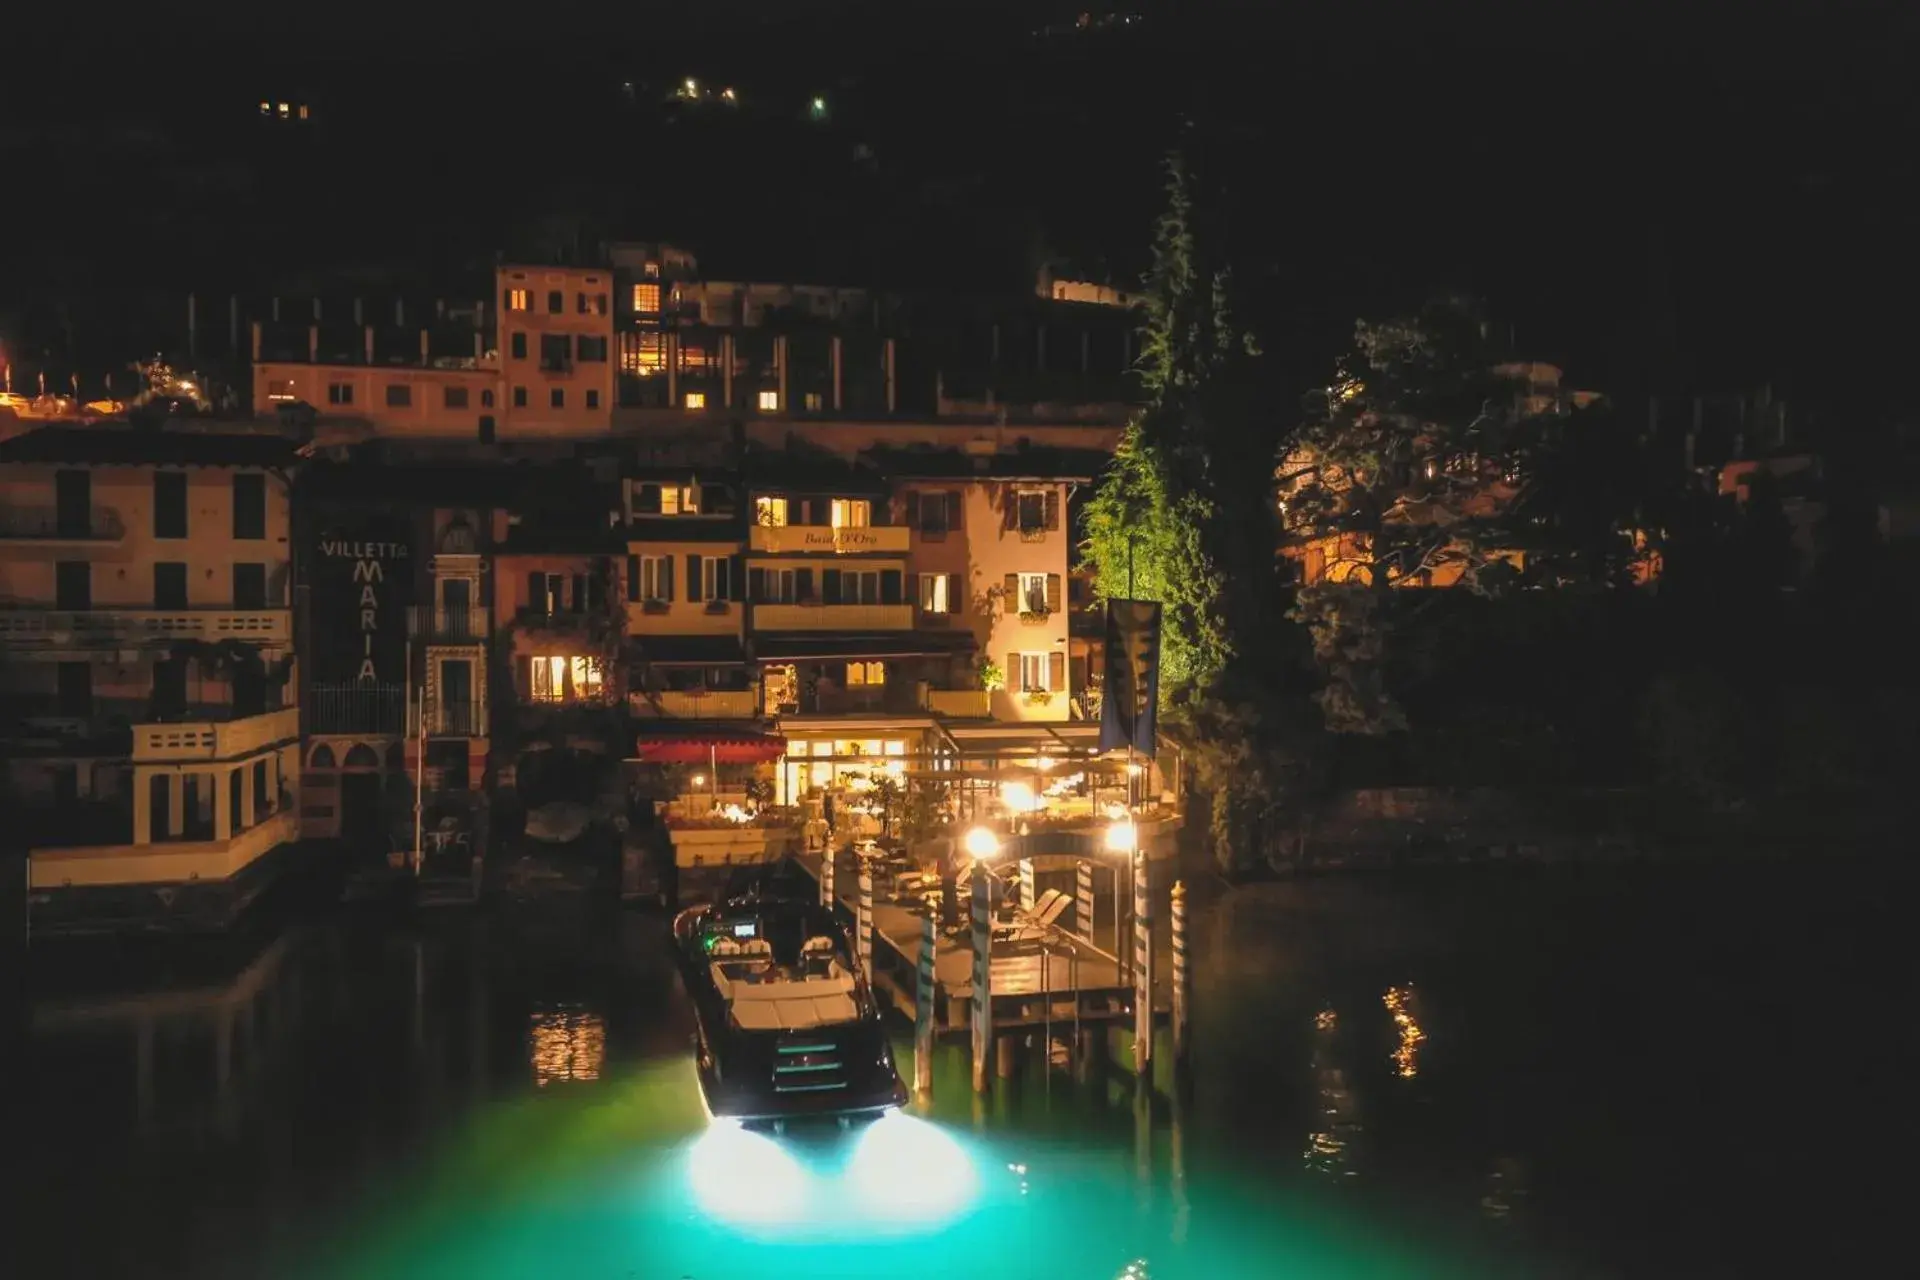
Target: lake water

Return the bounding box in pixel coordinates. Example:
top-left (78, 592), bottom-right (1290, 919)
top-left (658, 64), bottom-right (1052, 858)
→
top-left (16, 859), bottom-right (1908, 1278)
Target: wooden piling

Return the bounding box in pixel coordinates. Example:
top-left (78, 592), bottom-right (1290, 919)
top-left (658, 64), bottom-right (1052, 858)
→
top-left (1076, 858), bottom-right (1096, 943)
top-left (914, 909), bottom-right (936, 1095)
top-left (857, 857), bottom-right (875, 985)
top-left (1171, 879), bottom-right (1190, 1064)
top-left (971, 867), bottom-right (991, 1093)
top-left (1018, 856), bottom-right (1035, 912)
top-left (821, 844), bottom-right (836, 909)
top-left (1133, 854), bottom-right (1153, 1077)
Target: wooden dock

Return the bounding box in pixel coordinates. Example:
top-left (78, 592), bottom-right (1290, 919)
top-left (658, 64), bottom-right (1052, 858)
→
top-left (799, 852), bottom-right (1144, 1040)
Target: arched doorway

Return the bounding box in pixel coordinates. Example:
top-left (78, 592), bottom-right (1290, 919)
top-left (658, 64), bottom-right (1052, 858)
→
top-left (339, 742), bottom-right (385, 850)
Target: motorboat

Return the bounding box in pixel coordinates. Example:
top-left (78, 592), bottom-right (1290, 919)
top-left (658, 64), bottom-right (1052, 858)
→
top-left (673, 860), bottom-right (908, 1125)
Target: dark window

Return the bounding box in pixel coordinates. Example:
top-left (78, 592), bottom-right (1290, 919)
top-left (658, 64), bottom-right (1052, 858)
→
top-left (546, 290), bottom-right (564, 314)
top-left (151, 657), bottom-right (187, 715)
top-left (576, 292), bottom-right (590, 313)
top-left (576, 335), bottom-right (608, 361)
top-left (385, 383), bottom-right (412, 408)
top-left (586, 389), bottom-right (600, 409)
top-left (513, 386), bottom-right (528, 407)
top-left (154, 472), bottom-right (188, 539)
top-left (154, 562), bottom-right (188, 609)
top-left (55, 470), bottom-right (90, 537)
top-left (480, 389), bottom-right (495, 408)
top-left (327, 383), bottom-right (353, 405)
top-left (1017, 491), bottom-right (1047, 532)
top-left (550, 388), bottom-right (565, 409)
top-left (510, 332), bottom-right (527, 359)
top-left (478, 415), bottom-right (496, 443)
top-left (232, 473), bottom-right (266, 540)
top-left (56, 662), bottom-right (92, 717)
top-left (444, 385), bottom-right (469, 409)
top-left (233, 563), bottom-right (268, 609)
top-left (55, 561), bottom-right (90, 610)
top-left (539, 334), bottom-right (570, 369)
top-left (594, 293), bottom-right (608, 315)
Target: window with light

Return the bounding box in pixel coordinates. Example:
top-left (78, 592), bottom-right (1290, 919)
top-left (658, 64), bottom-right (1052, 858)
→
top-left (506, 288), bottom-right (530, 311)
top-left (846, 661), bottom-right (886, 686)
top-left (756, 496), bottom-right (789, 527)
top-left (685, 392), bottom-right (707, 409)
top-left (757, 390), bottom-right (779, 411)
top-left (831, 498), bottom-right (871, 528)
top-left (1019, 573), bottom-right (1048, 613)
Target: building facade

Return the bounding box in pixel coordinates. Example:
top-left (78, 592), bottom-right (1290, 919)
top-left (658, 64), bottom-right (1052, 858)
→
top-left (0, 427), bottom-right (303, 931)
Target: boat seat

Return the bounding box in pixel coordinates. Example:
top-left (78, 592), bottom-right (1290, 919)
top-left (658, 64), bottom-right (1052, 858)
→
top-left (712, 937), bottom-right (744, 956)
top-left (739, 938), bottom-right (773, 958)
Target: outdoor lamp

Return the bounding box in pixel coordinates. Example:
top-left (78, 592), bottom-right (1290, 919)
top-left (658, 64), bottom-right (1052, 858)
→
top-left (963, 826), bottom-right (1001, 862)
top-left (1104, 819), bottom-right (1138, 855)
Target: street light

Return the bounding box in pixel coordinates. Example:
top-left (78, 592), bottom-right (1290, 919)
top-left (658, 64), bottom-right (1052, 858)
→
top-left (963, 826), bottom-right (1001, 863)
top-left (1104, 819), bottom-right (1138, 856)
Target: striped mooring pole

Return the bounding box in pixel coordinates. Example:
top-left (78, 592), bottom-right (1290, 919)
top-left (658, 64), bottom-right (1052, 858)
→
top-left (1018, 856), bottom-right (1036, 913)
top-left (970, 866), bottom-right (992, 1093)
top-left (1171, 880), bottom-right (1190, 1064)
top-left (857, 857), bottom-right (875, 986)
top-left (1075, 858), bottom-right (1096, 944)
top-left (1133, 852), bottom-right (1153, 1077)
top-left (821, 844), bottom-right (836, 910)
top-left (914, 908), bottom-right (937, 1095)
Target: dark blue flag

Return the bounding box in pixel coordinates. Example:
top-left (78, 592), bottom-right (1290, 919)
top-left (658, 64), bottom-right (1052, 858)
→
top-left (1098, 599), bottom-right (1161, 756)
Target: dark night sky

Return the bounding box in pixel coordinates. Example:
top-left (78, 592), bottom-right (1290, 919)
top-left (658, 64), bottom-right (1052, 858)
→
top-left (5, 1), bottom-right (1918, 414)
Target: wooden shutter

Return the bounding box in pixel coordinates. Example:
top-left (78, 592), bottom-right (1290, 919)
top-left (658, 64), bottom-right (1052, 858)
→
top-left (713, 557), bottom-right (731, 601)
top-left (661, 555), bottom-right (675, 601)
top-left (1008, 652), bottom-right (1022, 692)
top-left (748, 566), bottom-right (766, 601)
top-left (732, 555), bottom-right (745, 602)
top-left (1044, 489), bottom-right (1061, 531)
top-left (530, 570), bottom-right (548, 613)
top-left (1002, 492), bottom-right (1017, 531)
top-left (822, 568), bottom-right (843, 604)
top-left (685, 554), bottom-right (703, 603)
top-left (571, 574), bottom-right (588, 610)
top-left (880, 568), bottom-right (903, 604)
top-left (1004, 572), bottom-right (1019, 604)
top-left (946, 491), bottom-right (962, 531)
top-left (1046, 573), bottom-right (1062, 612)
top-left (1048, 650), bottom-right (1065, 692)
top-left (904, 491), bottom-right (922, 528)
top-left (947, 573), bottom-right (963, 614)
top-left (796, 567), bottom-right (815, 601)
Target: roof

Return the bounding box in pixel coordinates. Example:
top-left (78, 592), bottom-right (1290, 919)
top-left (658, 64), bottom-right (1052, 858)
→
top-left (752, 631), bottom-right (977, 662)
top-left (0, 425), bottom-right (300, 469)
top-left (296, 458), bottom-right (604, 505)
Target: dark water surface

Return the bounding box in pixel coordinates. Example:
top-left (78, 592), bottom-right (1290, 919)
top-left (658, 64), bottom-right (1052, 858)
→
top-left (15, 861), bottom-right (1908, 1278)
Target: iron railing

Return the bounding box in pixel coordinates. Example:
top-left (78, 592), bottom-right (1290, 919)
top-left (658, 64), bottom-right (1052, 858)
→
top-left (306, 683), bottom-right (406, 735)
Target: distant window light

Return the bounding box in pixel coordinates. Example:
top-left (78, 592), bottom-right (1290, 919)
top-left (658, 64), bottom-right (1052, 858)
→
top-left (258, 101), bottom-right (270, 115)
top-left (685, 392), bottom-right (707, 410)
top-left (644, 262), bottom-right (660, 279)
top-left (620, 332), bottom-right (666, 377)
top-left (803, 391), bottom-right (823, 412)
top-left (550, 388), bottom-right (565, 409)
top-left (757, 390), bottom-right (779, 412)
top-left (278, 102), bottom-right (290, 118)
top-left (632, 283), bottom-right (661, 314)
top-left (297, 104), bottom-right (310, 120)
top-left (506, 288), bottom-right (530, 311)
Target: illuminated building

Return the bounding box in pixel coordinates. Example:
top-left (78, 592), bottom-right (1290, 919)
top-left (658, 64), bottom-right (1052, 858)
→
top-left (0, 426), bottom-right (303, 932)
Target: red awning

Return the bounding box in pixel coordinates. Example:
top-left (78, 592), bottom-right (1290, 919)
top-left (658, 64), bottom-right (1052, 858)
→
top-left (632, 734), bottom-right (787, 764)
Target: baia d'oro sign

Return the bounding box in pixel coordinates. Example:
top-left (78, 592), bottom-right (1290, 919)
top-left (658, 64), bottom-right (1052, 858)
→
top-left (314, 525), bottom-right (411, 684)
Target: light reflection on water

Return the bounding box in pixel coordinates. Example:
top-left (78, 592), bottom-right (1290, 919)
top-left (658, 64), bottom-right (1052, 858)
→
top-left (24, 864), bottom-right (1906, 1277)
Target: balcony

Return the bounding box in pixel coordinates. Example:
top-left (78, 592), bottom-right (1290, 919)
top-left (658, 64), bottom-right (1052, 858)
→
top-left (629, 689), bottom-right (758, 719)
top-left (407, 606), bottom-right (490, 642)
top-left (30, 809), bottom-right (299, 890)
top-left (925, 689), bottom-right (992, 718)
top-left (0, 506), bottom-right (126, 542)
top-left (307, 683), bottom-right (405, 736)
top-left (752, 603), bottom-right (914, 631)
top-left (0, 608), bottom-right (291, 646)
top-left (132, 706), bottom-right (300, 763)
top-left (749, 525), bottom-right (909, 555)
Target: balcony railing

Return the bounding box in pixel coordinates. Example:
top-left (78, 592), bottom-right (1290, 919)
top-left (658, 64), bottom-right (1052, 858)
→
top-left (0, 506), bottom-right (126, 541)
top-left (629, 689), bottom-right (758, 719)
top-left (307, 683), bottom-right (406, 736)
top-left (407, 605), bottom-right (490, 642)
top-left (752, 603), bottom-right (914, 631)
top-left (0, 608), bottom-right (291, 645)
top-left (424, 700), bottom-right (488, 737)
top-left (132, 706), bottom-right (300, 763)
top-left (925, 689), bottom-right (992, 718)
top-left (749, 525), bottom-right (909, 555)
